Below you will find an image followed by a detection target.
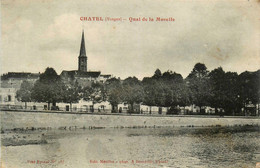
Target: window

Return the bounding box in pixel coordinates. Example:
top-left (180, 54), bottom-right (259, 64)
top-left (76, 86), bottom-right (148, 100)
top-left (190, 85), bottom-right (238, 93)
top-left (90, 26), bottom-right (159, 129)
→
top-left (8, 95), bottom-right (11, 102)
top-left (90, 105), bottom-right (94, 112)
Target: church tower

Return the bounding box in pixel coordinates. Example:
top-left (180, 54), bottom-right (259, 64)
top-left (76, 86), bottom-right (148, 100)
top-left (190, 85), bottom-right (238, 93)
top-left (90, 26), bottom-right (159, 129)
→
top-left (78, 31), bottom-right (87, 72)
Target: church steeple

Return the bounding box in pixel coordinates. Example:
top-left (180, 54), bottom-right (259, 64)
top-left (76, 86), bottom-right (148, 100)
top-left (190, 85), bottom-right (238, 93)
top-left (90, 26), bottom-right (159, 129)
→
top-left (78, 30), bottom-right (87, 71)
top-left (79, 30), bottom-right (86, 57)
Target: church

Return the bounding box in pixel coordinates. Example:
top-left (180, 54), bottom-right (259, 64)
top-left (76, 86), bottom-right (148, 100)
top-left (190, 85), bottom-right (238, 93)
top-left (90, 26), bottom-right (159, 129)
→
top-left (0, 30), bottom-right (112, 105)
top-left (60, 31), bottom-right (111, 86)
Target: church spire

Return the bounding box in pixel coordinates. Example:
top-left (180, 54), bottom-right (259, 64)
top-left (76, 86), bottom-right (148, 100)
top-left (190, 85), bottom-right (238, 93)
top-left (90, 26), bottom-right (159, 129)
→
top-left (79, 30), bottom-right (86, 57)
top-left (78, 30), bottom-right (87, 72)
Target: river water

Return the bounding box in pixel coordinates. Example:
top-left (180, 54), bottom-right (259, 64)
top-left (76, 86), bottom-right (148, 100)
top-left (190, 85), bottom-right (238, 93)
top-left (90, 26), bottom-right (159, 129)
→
top-left (1, 126), bottom-right (260, 168)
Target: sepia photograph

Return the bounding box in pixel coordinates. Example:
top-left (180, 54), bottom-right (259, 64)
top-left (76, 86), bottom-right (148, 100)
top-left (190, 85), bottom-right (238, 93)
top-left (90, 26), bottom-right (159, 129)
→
top-left (1, 0), bottom-right (260, 167)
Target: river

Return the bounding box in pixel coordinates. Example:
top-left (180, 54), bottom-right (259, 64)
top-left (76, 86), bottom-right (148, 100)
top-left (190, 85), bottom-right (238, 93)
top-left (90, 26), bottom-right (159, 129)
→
top-left (1, 126), bottom-right (260, 168)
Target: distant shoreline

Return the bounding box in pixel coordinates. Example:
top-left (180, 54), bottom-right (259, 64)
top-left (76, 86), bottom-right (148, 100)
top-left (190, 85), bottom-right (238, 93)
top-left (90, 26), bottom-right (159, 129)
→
top-left (0, 110), bottom-right (259, 119)
top-left (1, 111), bottom-right (259, 132)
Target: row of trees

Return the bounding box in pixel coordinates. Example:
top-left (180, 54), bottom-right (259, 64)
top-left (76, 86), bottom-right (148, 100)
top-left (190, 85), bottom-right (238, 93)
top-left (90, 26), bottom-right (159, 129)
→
top-left (16, 67), bottom-right (109, 111)
top-left (16, 64), bottom-right (260, 115)
top-left (106, 63), bottom-right (259, 115)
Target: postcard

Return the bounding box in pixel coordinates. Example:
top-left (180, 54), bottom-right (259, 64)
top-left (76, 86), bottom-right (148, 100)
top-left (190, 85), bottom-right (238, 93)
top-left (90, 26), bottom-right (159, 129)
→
top-left (1, 0), bottom-right (260, 168)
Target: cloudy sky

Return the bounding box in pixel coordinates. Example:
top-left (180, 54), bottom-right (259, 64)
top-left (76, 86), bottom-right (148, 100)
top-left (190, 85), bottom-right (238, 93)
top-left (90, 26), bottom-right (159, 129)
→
top-left (1, 0), bottom-right (259, 79)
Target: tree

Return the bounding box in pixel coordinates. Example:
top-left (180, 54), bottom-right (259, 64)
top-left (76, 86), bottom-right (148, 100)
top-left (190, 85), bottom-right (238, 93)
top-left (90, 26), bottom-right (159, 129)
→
top-left (105, 78), bottom-right (123, 113)
top-left (223, 72), bottom-right (240, 115)
top-left (63, 80), bottom-right (81, 111)
top-left (142, 78), bottom-right (157, 114)
top-left (161, 70), bottom-right (183, 83)
top-left (161, 71), bottom-right (184, 113)
top-left (31, 67), bottom-right (65, 110)
top-left (188, 63), bottom-right (208, 78)
top-left (82, 82), bottom-right (106, 112)
top-left (208, 67), bottom-right (226, 114)
top-left (186, 63), bottom-right (211, 114)
top-left (208, 68), bottom-right (242, 115)
top-left (143, 70), bottom-right (188, 115)
top-left (122, 77), bottom-right (144, 114)
top-left (153, 69), bottom-right (162, 79)
top-left (123, 76), bottom-right (140, 85)
top-left (178, 83), bottom-right (192, 114)
top-left (16, 80), bottom-right (34, 109)
top-left (143, 80), bottom-right (166, 113)
top-left (238, 70), bottom-right (260, 115)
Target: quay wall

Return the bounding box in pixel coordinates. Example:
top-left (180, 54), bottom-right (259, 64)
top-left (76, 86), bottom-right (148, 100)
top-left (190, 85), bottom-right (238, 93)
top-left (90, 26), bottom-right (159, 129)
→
top-left (1, 111), bottom-right (259, 130)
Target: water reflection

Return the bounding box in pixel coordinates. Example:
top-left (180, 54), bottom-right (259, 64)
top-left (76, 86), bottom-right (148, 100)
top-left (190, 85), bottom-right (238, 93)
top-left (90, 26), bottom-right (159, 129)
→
top-left (2, 126), bottom-right (260, 168)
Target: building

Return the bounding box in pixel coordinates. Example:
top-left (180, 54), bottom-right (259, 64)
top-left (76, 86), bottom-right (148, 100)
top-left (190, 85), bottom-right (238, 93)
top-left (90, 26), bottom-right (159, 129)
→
top-left (60, 30), bottom-right (111, 86)
top-left (0, 30), bottom-right (112, 111)
top-left (0, 72), bottom-right (39, 89)
top-left (0, 72), bottom-right (40, 106)
top-left (0, 88), bottom-right (17, 105)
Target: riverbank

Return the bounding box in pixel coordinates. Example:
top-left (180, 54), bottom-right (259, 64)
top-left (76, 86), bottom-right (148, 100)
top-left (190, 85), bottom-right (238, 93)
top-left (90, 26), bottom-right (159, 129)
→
top-left (1, 111), bottom-right (259, 131)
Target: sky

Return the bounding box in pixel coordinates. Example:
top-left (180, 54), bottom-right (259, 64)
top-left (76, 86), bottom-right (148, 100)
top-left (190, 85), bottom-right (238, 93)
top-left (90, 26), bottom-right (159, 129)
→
top-left (1, 0), bottom-right (260, 80)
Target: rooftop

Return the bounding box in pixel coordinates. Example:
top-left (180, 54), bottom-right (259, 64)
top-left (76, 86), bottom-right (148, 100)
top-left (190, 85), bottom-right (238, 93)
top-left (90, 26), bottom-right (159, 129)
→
top-left (1, 72), bottom-right (40, 80)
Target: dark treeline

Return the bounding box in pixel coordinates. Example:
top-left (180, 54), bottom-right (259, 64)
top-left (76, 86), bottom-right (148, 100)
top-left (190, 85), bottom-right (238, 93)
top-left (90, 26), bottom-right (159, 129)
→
top-left (16, 63), bottom-right (260, 116)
